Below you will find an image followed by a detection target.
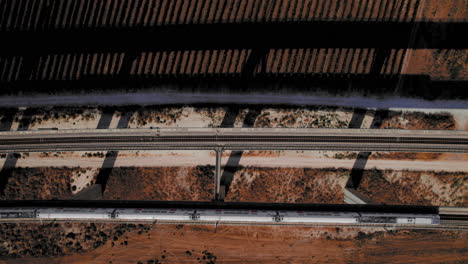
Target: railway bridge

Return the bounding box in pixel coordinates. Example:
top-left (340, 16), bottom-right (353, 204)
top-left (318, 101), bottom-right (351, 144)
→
top-left (1, 127), bottom-right (467, 200)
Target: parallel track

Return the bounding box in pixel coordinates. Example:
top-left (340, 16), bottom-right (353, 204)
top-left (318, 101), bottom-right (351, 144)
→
top-left (1, 131), bottom-right (468, 153)
top-left (2, 135), bottom-right (468, 144)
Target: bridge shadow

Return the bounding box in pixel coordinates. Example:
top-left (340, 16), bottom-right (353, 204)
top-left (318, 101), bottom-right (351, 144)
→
top-left (2, 74), bottom-right (466, 101)
top-left (3, 22), bottom-right (465, 52)
top-left (347, 108), bottom-right (367, 129)
top-left (95, 107), bottom-right (115, 129)
top-left (74, 107), bottom-right (132, 199)
top-left (17, 108), bottom-right (37, 131)
top-left (0, 153), bottom-right (19, 195)
top-left (0, 108), bottom-right (18, 131)
top-left (219, 106), bottom-right (240, 128)
top-left (1, 0), bottom-right (466, 100)
top-left (346, 109), bottom-right (390, 189)
top-left (0, 0), bottom-right (426, 31)
top-left (94, 151), bottom-right (118, 196)
top-left (96, 109), bottom-right (131, 194)
top-left (0, 108), bottom-right (34, 195)
top-left (1, 20), bottom-right (466, 100)
top-left (219, 107), bottom-right (262, 200)
top-left (116, 111), bottom-right (132, 129)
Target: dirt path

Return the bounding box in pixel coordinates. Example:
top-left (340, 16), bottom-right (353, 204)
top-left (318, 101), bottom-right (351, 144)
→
top-left (6, 151), bottom-right (468, 172)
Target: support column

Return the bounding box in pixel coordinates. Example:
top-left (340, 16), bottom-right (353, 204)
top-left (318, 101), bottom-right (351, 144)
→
top-left (214, 148), bottom-right (222, 201)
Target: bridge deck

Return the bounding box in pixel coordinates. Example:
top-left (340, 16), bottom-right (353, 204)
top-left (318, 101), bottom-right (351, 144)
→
top-left (1, 128), bottom-right (467, 153)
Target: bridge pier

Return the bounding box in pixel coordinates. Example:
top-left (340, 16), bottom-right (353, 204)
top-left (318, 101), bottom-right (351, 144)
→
top-left (214, 148), bottom-right (223, 201)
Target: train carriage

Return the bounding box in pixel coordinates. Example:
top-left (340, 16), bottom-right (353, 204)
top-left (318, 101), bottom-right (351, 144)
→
top-left (0, 207), bottom-right (441, 226)
top-left (37, 208), bottom-right (111, 220)
top-left (115, 208), bottom-right (193, 221)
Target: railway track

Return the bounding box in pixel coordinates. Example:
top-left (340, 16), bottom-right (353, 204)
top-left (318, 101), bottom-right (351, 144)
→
top-left (1, 128), bottom-right (467, 153)
top-left (0, 201), bottom-right (466, 230)
top-left (439, 207), bottom-right (468, 227)
top-left (1, 135), bottom-right (468, 145)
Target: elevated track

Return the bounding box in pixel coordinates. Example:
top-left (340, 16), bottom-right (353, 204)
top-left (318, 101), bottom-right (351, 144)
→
top-left (1, 128), bottom-right (467, 153)
top-left (2, 128), bottom-right (466, 201)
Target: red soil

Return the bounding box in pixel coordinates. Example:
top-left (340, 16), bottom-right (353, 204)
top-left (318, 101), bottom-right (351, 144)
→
top-left (1, 223), bottom-right (466, 264)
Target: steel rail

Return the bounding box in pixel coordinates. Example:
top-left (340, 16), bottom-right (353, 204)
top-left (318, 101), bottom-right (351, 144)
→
top-left (1, 128), bottom-right (467, 153)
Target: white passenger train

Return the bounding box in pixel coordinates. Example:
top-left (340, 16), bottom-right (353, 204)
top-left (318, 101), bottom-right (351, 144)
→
top-left (0, 207), bottom-right (440, 225)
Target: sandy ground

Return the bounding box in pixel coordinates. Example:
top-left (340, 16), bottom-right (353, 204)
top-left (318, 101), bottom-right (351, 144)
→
top-left (225, 167), bottom-right (350, 203)
top-left (0, 224), bottom-right (466, 264)
top-left (70, 168), bottom-right (100, 194)
top-left (389, 108), bottom-right (468, 131)
top-left (2, 95), bottom-right (466, 132)
top-left (128, 107), bottom-right (226, 128)
top-left (421, 0), bottom-right (468, 21)
top-left (404, 49), bottom-right (468, 80)
top-left (27, 110), bottom-right (101, 130)
top-left (3, 150), bottom-right (467, 172)
top-left (3, 165), bottom-right (465, 205)
top-left (2, 101), bottom-right (466, 132)
top-left (5, 106), bottom-right (466, 132)
top-left (357, 169), bottom-right (467, 206)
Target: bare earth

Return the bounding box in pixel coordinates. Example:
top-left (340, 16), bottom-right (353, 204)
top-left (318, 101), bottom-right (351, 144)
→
top-left (0, 224), bottom-right (466, 264)
top-left (2, 167), bottom-right (466, 206)
top-left (5, 150), bottom-right (468, 172)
